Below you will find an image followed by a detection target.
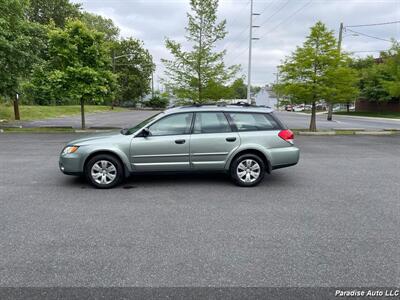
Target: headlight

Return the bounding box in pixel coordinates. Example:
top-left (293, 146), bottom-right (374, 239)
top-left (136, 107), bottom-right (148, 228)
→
top-left (62, 146), bottom-right (79, 155)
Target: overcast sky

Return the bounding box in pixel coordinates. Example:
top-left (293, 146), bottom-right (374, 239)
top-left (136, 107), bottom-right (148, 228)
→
top-left (72, 0), bottom-right (400, 87)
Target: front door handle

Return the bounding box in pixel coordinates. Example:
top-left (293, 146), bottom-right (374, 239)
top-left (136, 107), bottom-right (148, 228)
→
top-left (175, 139), bottom-right (186, 144)
top-left (226, 137), bottom-right (237, 142)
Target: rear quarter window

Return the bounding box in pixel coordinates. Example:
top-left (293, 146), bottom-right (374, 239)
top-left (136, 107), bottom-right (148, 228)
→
top-left (228, 112), bottom-right (281, 131)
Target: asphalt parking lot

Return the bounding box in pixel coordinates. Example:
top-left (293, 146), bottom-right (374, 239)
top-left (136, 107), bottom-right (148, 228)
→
top-left (14, 109), bottom-right (400, 131)
top-left (0, 133), bottom-right (399, 287)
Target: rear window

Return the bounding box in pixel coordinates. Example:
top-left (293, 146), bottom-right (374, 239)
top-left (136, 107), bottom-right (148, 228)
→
top-left (228, 112), bottom-right (280, 131)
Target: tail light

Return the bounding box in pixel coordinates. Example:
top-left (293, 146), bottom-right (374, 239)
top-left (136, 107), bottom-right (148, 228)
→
top-left (278, 129), bottom-right (294, 144)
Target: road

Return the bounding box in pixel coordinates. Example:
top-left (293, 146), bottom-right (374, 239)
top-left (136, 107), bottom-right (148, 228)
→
top-left (17, 110), bottom-right (160, 129)
top-left (14, 109), bottom-right (400, 130)
top-left (0, 133), bottom-right (399, 287)
top-left (275, 111), bottom-right (400, 130)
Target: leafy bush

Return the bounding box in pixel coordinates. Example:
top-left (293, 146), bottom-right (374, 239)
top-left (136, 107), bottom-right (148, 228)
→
top-left (145, 95), bottom-right (169, 109)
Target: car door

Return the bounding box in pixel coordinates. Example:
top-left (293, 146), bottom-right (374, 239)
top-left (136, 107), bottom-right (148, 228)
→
top-left (189, 112), bottom-right (240, 170)
top-left (130, 112), bottom-right (193, 171)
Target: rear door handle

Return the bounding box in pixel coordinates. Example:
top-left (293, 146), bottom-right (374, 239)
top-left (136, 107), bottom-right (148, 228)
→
top-left (226, 137), bottom-right (237, 142)
top-left (175, 139), bottom-right (186, 144)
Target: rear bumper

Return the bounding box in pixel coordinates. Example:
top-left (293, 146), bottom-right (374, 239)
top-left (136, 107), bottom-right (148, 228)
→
top-left (272, 162), bottom-right (298, 170)
top-left (269, 146), bottom-right (300, 170)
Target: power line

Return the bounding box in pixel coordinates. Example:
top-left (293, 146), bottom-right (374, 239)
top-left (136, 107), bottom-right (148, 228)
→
top-left (345, 28), bottom-right (392, 43)
top-left (345, 20), bottom-right (400, 28)
top-left (258, 0), bottom-right (290, 27)
top-left (260, 0), bottom-right (312, 37)
top-left (226, 47), bottom-right (249, 66)
top-left (257, 0), bottom-right (279, 16)
top-left (220, 0), bottom-right (252, 51)
top-left (226, 0), bottom-right (312, 66)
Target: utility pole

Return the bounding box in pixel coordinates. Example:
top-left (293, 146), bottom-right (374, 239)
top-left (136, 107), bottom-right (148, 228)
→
top-left (151, 70), bottom-right (155, 98)
top-left (327, 22), bottom-right (344, 121)
top-left (247, 0), bottom-right (259, 104)
top-left (111, 50), bottom-right (116, 110)
top-left (13, 92), bottom-right (20, 120)
top-left (275, 72), bottom-right (280, 111)
top-left (338, 22), bottom-right (343, 54)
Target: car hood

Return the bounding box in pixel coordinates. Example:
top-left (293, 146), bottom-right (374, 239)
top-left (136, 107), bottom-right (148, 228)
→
top-left (66, 130), bottom-right (124, 146)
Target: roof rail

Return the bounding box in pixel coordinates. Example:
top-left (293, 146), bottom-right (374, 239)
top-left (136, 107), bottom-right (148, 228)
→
top-left (178, 102), bottom-right (228, 108)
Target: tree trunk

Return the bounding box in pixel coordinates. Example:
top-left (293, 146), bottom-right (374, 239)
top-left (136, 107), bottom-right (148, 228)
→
top-left (80, 98), bottom-right (85, 129)
top-left (327, 103), bottom-right (333, 121)
top-left (13, 95), bottom-right (20, 121)
top-left (309, 101), bottom-right (317, 132)
top-left (346, 102), bottom-right (350, 112)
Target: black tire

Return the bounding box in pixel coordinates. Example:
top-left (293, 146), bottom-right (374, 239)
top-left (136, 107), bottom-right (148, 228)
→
top-left (230, 153), bottom-right (265, 187)
top-left (85, 154), bottom-right (124, 189)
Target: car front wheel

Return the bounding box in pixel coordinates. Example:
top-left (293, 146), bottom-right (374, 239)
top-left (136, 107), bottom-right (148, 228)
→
top-left (85, 154), bottom-right (124, 189)
top-left (230, 154), bottom-right (265, 187)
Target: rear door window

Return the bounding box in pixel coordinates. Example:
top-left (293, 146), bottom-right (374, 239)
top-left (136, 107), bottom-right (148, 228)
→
top-left (193, 112), bottom-right (232, 134)
top-left (228, 113), bottom-right (280, 131)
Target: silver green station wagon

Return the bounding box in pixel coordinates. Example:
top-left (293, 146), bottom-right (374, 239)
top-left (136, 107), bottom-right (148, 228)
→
top-left (59, 104), bottom-right (300, 188)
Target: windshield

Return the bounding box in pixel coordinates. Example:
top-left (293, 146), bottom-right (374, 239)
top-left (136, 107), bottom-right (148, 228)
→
top-left (124, 112), bottom-right (163, 135)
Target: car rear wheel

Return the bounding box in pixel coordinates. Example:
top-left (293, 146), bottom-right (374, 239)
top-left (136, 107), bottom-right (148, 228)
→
top-left (230, 154), bottom-right (265, 187)
top-left (85, 154), bottom-right (123, 189)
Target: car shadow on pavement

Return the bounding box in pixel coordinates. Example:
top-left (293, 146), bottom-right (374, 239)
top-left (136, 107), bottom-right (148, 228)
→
top-left (126, 172), bottom-right (232, 187)
top-left (64, 171), bottom-right (289, 189)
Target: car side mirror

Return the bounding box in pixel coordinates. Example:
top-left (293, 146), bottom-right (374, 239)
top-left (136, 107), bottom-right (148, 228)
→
top-left (142, 127), bottom-right (151, 137)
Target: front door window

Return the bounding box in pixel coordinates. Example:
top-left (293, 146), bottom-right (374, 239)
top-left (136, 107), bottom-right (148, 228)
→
top-left (148, 113), bottom-right (193, 136)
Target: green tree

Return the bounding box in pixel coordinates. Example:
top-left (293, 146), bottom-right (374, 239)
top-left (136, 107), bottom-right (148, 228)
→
top-left (229, 78), bottom-right (247, 99)
top-left (350, 56), bottom-right (391, 102)
top-left (381, 43), bottom-right (400, 99)
top-left (162, 0), bottom-right (238, 103)
top-left (112, 38), bottom-right (154, 106)
top-left (26, 20), bottom-right (116, 128)
top-left (352, 58), bottom-right (390, 102)
top-left (325, 65), bottom-right (359, 115)
top-left (27, 0), bottom-right (81, 28)
top-left (202, 79), bottom-right (234, 100)
top-left (0, 0), bottom-right (45, 119)
top-left (275, 21), bottom-right (357, 131)
top-left (80, 12), bottom-right (119, 41)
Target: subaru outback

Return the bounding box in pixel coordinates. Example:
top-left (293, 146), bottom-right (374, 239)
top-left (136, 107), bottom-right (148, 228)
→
top-left (59, 105), bottom-right (299, 188)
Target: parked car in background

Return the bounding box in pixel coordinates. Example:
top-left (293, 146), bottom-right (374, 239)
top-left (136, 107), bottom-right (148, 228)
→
top-left (59, 104), bottom-right (300, 188)
top-left (285, 105), bottom-right (293, 111)
top-left (293, 105), bottom-right (305, 112)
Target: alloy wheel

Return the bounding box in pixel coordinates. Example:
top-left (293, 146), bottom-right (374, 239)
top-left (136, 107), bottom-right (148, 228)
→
top-left (90, 160), bottom-right (117, 185)
top-left (236, 159), bottom-right (260, 183)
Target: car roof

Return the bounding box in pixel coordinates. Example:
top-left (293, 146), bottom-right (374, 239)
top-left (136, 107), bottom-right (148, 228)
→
top-left (164, 104), bottom-right (274, 115)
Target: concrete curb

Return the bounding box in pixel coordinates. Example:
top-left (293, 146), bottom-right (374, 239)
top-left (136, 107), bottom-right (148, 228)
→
top-left (298, 131), bottom-right (336, 136)
top-left (354, 131), bottom-right (394, 135)
top-left (38, 126), bottom-right (74, 129)
top-left (88, 126), bottom-right (121, 130)
top-left (336, 128), bottom-right (365, 131)
top-left (0, 125), bottom-right (22, 128)
top-left (74, 129), bottom-right (114, 133)
top-left (296, 130), bottom-right (398, 136)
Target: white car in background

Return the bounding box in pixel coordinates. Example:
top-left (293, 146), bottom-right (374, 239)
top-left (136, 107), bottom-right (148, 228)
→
top-left (293, 105), bottom-right (305, 112)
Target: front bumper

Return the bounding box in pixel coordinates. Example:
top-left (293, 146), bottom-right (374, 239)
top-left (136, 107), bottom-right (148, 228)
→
top-left (59, 154), bottom-right (84, 176)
